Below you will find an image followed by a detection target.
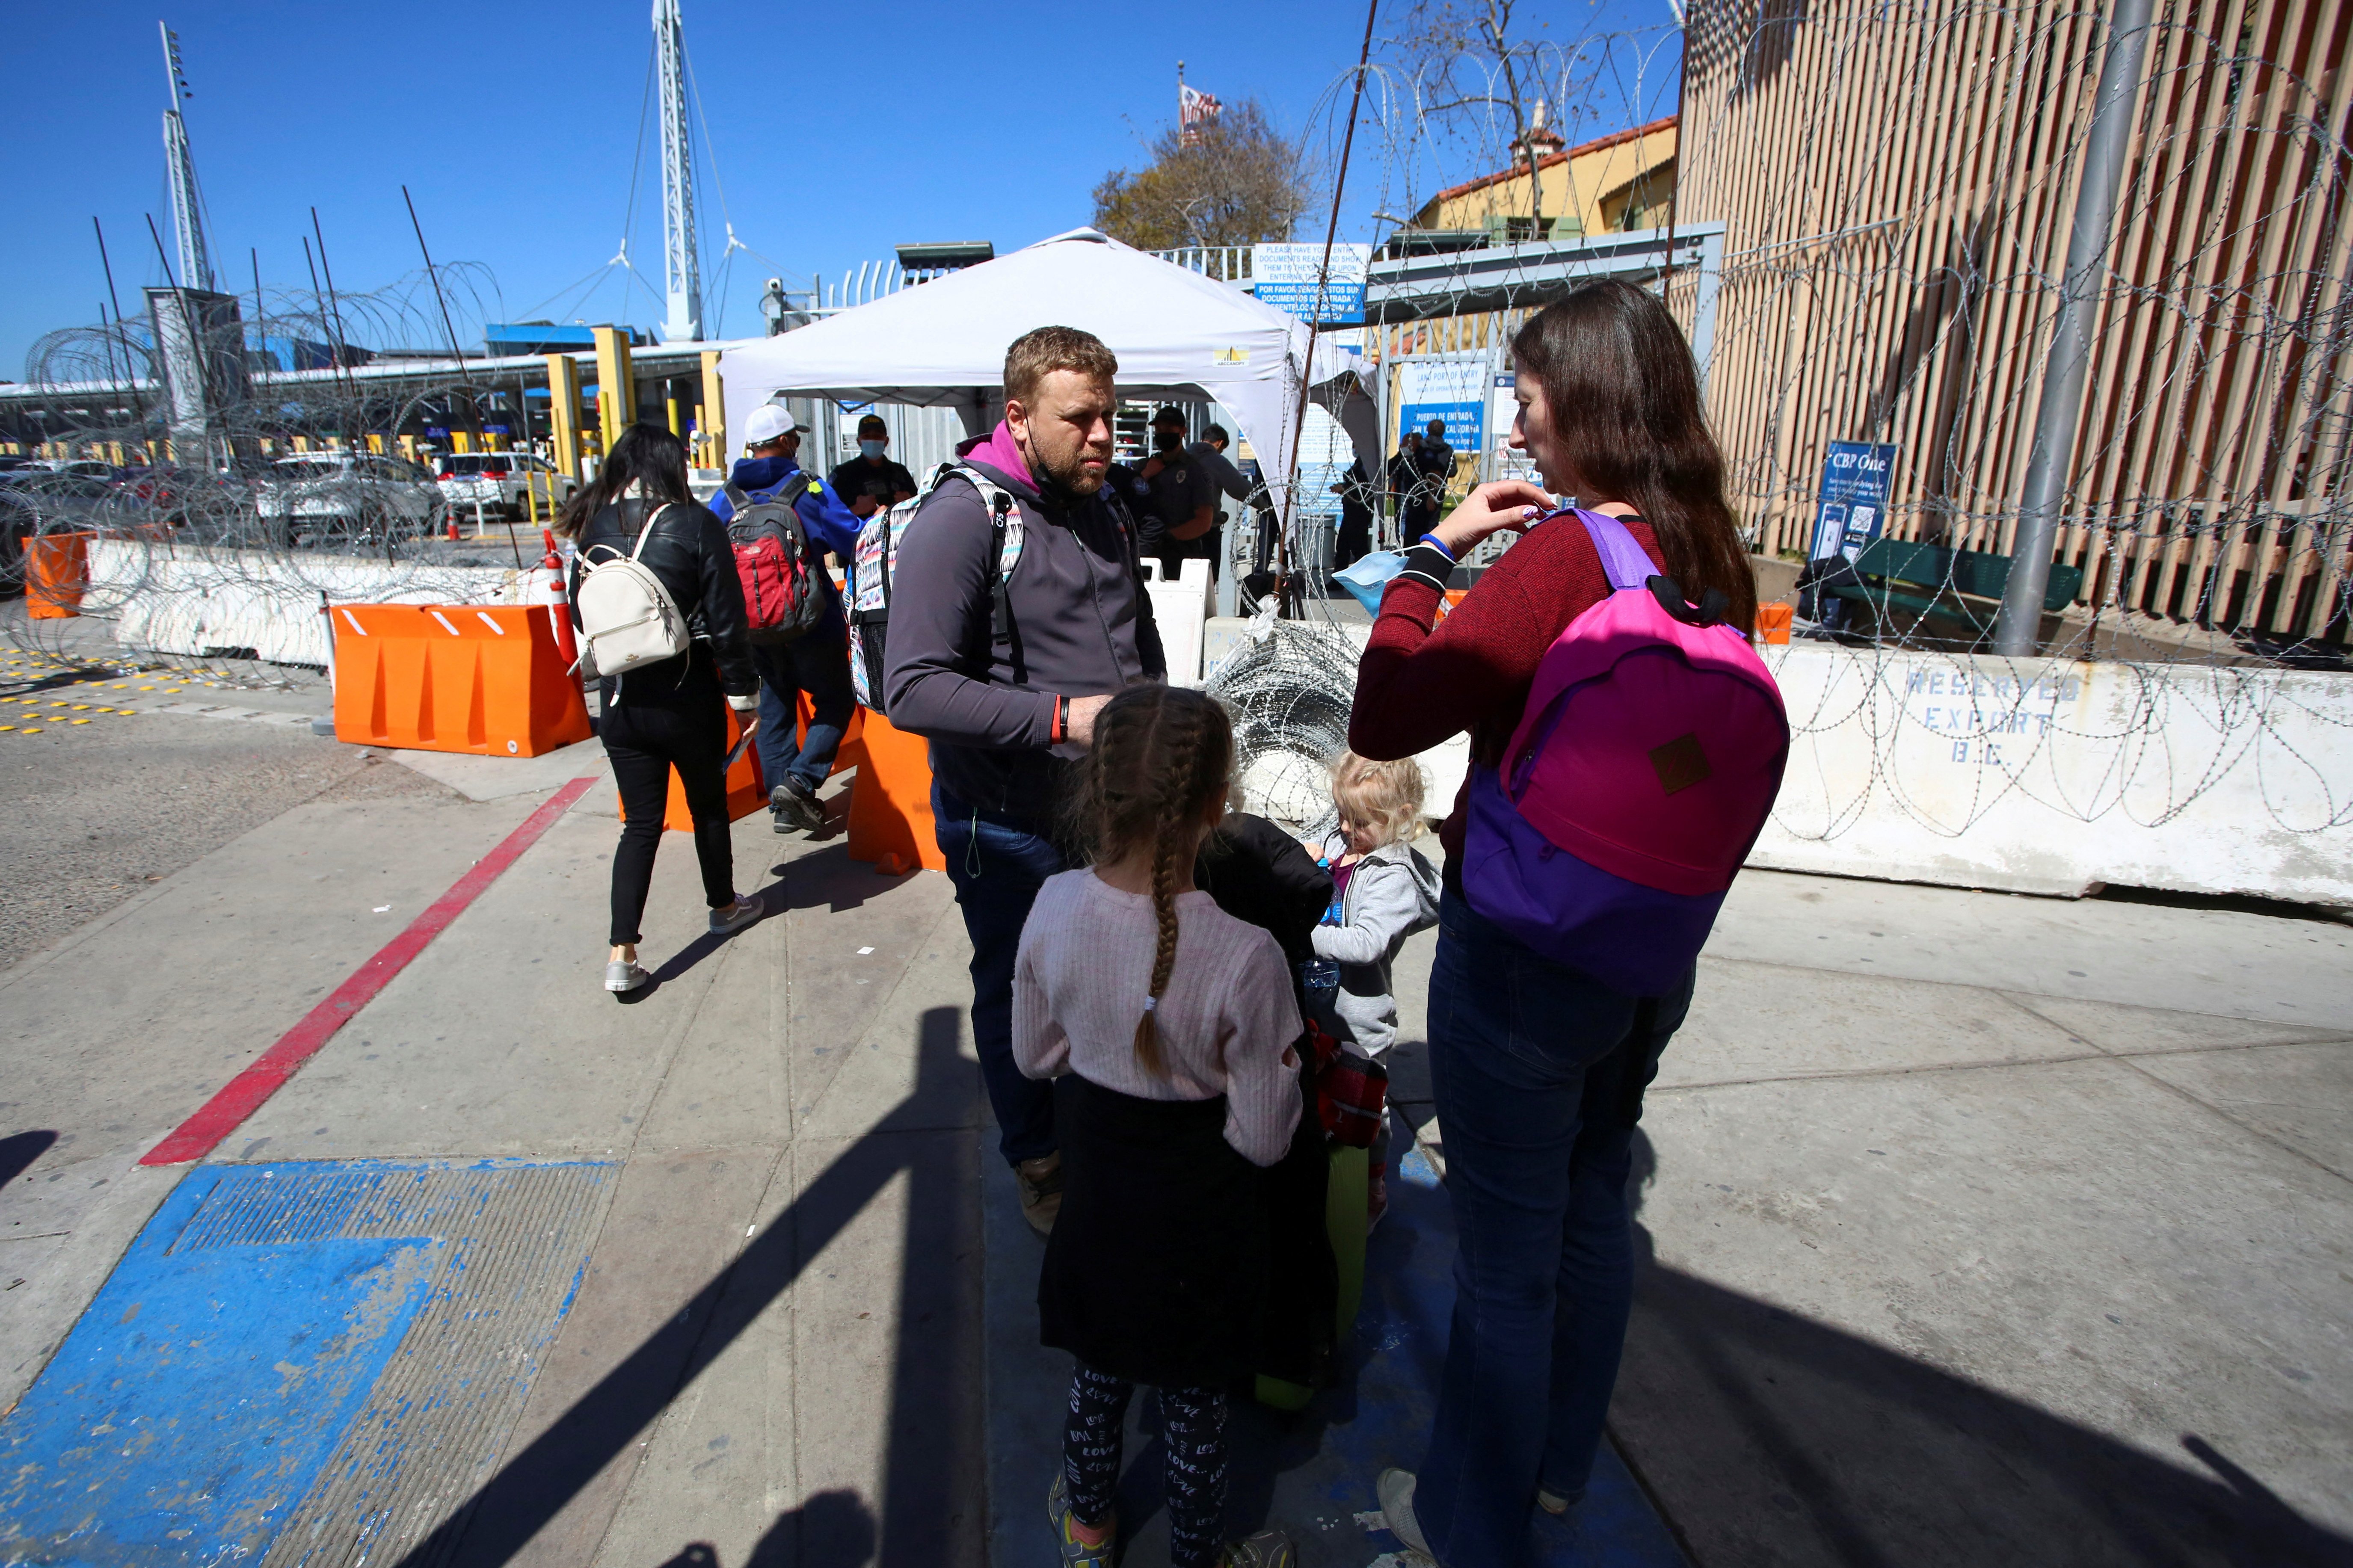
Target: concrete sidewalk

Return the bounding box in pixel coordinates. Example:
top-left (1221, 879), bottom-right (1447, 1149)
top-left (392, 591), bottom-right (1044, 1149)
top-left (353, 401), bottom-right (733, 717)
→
top-left (0, 760), bottom-right (990, 1565)
top-left (1386, 873), bottom-right (2353, 1566)
top-left (0, 712), bottom-right (2346, 1565)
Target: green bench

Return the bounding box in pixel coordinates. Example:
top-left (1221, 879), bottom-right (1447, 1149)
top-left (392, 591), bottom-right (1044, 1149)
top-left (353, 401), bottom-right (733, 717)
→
top-left (1828, 538), bottom-right (2083, 645)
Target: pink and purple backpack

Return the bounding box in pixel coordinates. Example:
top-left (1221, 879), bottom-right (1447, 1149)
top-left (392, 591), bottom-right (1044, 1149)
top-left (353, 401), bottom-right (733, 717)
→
top-left (1461, 509), bottom-right (1789, 996)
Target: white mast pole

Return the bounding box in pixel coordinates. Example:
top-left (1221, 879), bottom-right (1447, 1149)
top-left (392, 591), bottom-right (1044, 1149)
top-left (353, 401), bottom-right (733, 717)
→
top-left (653, 0), bottom-right (703, 343)
top-left (160, 21), bottom-right (212, 293)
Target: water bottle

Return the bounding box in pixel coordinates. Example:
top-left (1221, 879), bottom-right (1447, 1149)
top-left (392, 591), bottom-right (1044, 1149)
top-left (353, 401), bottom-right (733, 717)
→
top-left (1300, 956), bottom-right (1339, 1008)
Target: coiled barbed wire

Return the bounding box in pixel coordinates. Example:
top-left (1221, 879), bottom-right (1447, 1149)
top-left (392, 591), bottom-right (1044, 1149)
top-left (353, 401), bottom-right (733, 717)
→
top-left (11, 4), bottom-right (2350, 852)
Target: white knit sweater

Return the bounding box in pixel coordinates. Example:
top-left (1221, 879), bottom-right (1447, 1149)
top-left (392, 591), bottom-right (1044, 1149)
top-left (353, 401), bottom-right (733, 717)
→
top-left (1013, 869), bottom-right (1304, 1166)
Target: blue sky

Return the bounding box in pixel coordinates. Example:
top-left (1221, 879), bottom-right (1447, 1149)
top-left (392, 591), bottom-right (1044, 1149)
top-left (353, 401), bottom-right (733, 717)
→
top-left (2, 0), bottom-right (1681, 374)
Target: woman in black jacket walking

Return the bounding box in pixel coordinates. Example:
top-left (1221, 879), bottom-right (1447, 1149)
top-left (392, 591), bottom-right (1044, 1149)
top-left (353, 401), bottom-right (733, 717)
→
top-left (559, 423), bottom-right (764, 994)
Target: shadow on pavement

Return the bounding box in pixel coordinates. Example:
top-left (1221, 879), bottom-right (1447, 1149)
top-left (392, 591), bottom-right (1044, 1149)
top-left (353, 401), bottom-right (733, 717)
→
top-left (764, 843), bottom-right (906, 916)
top-left (365, 1008), bottom-right (2351, 1568)
top-left (0, 1131), bottom-right (57, 1192)
top-left (1613, 1132), bottom-right (2353, 1568)
top-left (653, 1488), bottom-right (878, 1568)
top-left (393, 1007), bottom-right (975, 1568)
top-left (640, 837), bottom-right (908, 990)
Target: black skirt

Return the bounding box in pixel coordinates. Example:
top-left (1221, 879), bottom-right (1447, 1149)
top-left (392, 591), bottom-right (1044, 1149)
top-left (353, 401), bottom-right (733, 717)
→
top-left (1039, 1074), bottom-right (1270, 1390)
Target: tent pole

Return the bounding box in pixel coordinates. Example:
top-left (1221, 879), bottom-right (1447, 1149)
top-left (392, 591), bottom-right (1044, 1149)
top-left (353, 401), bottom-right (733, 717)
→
top-left (1278, 0), bottom-right (1380, 615)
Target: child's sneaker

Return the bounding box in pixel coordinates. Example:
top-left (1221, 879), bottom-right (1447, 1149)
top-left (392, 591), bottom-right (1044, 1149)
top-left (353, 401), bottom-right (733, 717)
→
top-left (1046, 1470), bottom-right (1113, 1565)
top-left (1218, 1528), bottom-right (1295, 1566)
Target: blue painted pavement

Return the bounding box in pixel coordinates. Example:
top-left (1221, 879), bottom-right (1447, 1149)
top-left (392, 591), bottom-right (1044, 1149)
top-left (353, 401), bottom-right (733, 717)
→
top-left (984, 1143), bottom-right (1689, 1567)
top-left (0, 1159), bottom-right (612, 1567)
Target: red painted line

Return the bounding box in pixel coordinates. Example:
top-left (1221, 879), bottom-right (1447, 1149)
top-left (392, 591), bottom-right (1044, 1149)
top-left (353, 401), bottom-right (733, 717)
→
top-left (141, 775), bottom-right (601, 1167)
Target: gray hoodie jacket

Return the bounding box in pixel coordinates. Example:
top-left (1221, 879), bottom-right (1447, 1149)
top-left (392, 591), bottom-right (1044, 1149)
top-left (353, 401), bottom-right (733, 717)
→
top-left (1310, 834), bottom-right (1443, 1054)
top-left (881, 430), bottom-right (1165, 822)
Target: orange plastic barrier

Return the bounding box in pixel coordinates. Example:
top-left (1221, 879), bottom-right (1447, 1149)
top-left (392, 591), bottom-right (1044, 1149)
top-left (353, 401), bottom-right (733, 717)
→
top-left (26, 533), bottom-right (89, 619)
top-left (618, 704), bottom-right (768, 832)
top-left (1757, 601), bottom-right (1794, 645)
top-left (847, 710), bottom-right (945, 873)
top-left (330, 603), bottom-right (592, 756)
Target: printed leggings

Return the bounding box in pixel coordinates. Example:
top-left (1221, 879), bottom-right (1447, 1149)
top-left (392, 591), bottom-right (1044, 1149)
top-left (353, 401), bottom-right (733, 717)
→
top-left (1064, 1361), bottom-right (1228, 1567)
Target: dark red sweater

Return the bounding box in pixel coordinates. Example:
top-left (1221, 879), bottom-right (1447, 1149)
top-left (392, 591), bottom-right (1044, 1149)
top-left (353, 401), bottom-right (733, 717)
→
top-left (1348, 512), bottom-right (1663, 870)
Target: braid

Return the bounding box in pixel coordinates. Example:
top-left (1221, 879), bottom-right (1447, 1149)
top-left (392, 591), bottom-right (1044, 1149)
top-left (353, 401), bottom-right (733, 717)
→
top-left (1133, 835), bottom-right (1180, 1076)
top-left (1080, 684), bottom-right (1238, 1080)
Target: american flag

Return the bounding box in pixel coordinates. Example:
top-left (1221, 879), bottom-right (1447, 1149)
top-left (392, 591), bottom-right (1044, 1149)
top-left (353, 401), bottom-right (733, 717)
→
top-left (1179, 81), bottom-right (1222, 146)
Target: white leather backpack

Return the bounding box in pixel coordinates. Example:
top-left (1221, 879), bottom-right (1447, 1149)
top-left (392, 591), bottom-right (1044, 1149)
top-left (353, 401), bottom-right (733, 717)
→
top-left (572, 503), bottom-right (690, 679)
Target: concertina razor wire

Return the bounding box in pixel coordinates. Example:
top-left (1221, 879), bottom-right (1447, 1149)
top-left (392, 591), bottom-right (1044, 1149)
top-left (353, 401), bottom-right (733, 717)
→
top-left (9, 0), bottom-right (2350, 848)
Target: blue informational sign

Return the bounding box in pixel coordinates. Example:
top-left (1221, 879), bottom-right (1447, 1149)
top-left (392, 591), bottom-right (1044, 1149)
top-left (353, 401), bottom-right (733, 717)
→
top-left (1396, 357), bottom-right (1489, 455)
top-left (1400, 401), bottom-right (1483, 452)
top-left (1251, 243), bottom-right (1372, 324)
top-left (1810, 441), bottom-right (1899, 562)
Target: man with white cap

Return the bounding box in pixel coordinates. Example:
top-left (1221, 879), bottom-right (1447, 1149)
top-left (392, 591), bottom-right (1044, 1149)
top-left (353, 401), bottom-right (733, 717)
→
top-left (711, 403), bottom-right (863, 833)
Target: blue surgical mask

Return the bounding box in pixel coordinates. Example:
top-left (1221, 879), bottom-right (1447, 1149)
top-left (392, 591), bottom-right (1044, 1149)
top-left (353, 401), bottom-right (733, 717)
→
top-left (858, 439), bottom-right (886, 459)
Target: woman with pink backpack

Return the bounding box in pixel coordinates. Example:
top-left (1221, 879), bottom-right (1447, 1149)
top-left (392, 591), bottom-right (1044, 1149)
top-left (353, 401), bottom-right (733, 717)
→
top-left (1350, 280), bottom-right (1788, 1564)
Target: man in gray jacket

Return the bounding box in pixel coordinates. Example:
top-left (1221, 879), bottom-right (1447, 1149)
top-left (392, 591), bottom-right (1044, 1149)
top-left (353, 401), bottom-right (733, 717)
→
top-left (882, 325), bottom-right (1164, 1234)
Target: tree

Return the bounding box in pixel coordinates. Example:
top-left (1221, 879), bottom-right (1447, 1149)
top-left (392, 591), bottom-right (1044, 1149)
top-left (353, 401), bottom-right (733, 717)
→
top-left (1393, 0), bottom-right (1561, 228)
top-left (1092, 99), bottom-right (1315, 251)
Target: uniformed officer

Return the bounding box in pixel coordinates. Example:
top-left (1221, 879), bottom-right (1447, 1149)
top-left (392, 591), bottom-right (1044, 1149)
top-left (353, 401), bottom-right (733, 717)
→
top-left (1125, 404), bottom-right (1217, 579)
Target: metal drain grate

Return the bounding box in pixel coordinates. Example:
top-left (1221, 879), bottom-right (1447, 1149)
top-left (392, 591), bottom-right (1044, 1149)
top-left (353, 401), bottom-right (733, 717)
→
top-left (237, 1161), bottom-right (612, 1568)
top-left (0, 1159), bottom-right (615, 1565)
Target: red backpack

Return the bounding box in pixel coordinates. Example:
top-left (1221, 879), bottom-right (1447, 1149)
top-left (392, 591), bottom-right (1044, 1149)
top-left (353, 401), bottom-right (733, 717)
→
top-left (722, 474), bottom-right (830, 645)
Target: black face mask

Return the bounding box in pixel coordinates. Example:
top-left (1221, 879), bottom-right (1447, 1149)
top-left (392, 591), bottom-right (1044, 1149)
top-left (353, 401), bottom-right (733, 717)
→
top-left (1017, 432), bottom-right (1084, 511)
top-left (1153, 429), bottom-right (1183, 453)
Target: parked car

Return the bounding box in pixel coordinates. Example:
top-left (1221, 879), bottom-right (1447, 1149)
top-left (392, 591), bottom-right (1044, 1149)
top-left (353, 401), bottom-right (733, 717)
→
top-left (36, 459), bottom-right (125, 483)
top-left (0, 470), bottom-right (123, 594)
top-left (252, 454), bottom-right (447, 546)
top-left (434, 452), bottom-right (577, 519)
top-left (113, 465), bottom-right (219, 527)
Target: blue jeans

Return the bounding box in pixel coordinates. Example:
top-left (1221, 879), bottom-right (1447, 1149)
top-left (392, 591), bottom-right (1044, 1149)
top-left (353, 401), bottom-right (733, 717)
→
top-left (932, 783), bottom-right (1065, 1166)
top-left (752, 624), bottom-right (854, 796)
top-left (1414, 888), bottom-right (1692, 1566)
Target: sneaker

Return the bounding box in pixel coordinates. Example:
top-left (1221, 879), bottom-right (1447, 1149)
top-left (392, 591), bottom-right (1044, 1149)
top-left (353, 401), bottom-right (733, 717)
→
top-left (604, 959), bottom-right (650, 994)
top-left (1015, 1152), bottom-right (1064, 1237)
top-left (770, 777), bottom-right (825, 833)
top-left (1217, 1529), bottom-right (1296, 1566)
top-left (1537, 1485), bottom-right (1581, 1515)
top-left (1046, 1470), bottom-right (1113, 1566)
top-left (708, 893), bottom-right (763, 936)
top-left (1376, 1468), bottom-right (1431, 1555)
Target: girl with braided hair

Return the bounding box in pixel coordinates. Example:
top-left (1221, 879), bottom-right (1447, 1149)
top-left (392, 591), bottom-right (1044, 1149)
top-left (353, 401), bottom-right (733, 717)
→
top-left (1013, 684), bottom-right (1302, 1568)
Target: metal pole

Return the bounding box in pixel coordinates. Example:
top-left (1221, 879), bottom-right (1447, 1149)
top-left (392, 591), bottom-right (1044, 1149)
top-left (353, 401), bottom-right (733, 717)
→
top-left (1995, 0), bottom-right (2154, 656)
top-left (159, 22), bottom-right (213, 293)
top-left (653, 0), bottom-right (704, 344)
top-left (1277, 0), bottom-right (1381, 606)
top-left (94, 219), bottom-right (153, 453)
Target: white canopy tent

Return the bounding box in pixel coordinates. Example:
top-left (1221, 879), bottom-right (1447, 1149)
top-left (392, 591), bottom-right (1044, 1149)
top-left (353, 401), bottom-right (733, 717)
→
top-left (717, 228), bottom-right (1327, 500)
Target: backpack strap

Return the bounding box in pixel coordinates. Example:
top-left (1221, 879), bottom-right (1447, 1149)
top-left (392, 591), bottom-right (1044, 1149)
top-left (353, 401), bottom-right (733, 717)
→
top-left (983, 483), bottom-right (1016, 640)
top-left (628, 502), bottom-right (674, 562)
top-left (720, 481), bottom-right (750, 514)
top-left (960, 470), bottom-right (1025, 683)
top-left (1575, 509), bottom-right (1660, 593)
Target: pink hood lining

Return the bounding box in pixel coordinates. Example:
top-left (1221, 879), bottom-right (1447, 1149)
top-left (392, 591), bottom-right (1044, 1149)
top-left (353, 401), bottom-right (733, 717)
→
top-left (957, 420), bottom-right (1035, 487)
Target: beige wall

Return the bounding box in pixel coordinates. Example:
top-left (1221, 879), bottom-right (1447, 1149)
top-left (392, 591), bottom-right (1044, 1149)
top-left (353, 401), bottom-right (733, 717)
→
top-left (1416, 121), bottom-right (1680, 239)
top-left (1673, 0), bottom-right (2353, 639)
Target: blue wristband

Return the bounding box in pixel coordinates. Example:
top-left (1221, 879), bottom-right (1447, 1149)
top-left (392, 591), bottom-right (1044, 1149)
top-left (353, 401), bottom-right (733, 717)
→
top-left (1417, 533), bottom-right (1456, 561)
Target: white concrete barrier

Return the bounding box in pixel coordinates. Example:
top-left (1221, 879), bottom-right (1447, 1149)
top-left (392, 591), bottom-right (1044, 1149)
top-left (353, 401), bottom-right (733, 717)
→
top-left (1754, 642), bottom-right (2353, 905)
top-left (88, 539), bottom-right (527, 669)
top-left (1207, 616), bottom-right (2353, 906)
top-left (1144, 557), bottom-right (1212, 683)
